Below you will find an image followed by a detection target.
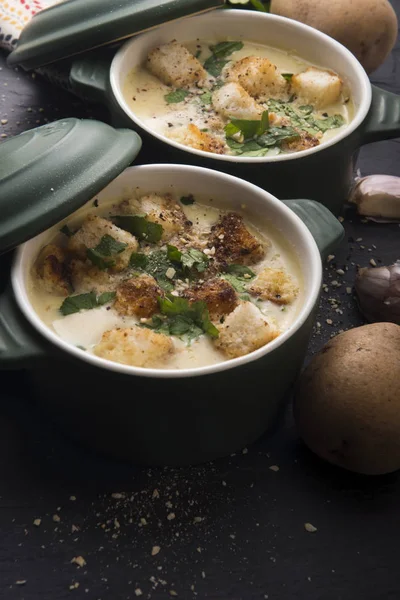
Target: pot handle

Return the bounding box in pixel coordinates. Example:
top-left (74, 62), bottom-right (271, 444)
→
top-left (69, 48), bottom-right (116, 104)
top-left (282, 199), bottom-right (344, 260)
top-left (0, 286), bottom-right (47, 369)
top-left (360, 85), bottom-right (400, 145)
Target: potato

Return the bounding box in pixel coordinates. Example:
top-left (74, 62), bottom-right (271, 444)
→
top-left (270, 0), bottom-right (398, 74)
top-left (293, 323), bottom-right (400, 475)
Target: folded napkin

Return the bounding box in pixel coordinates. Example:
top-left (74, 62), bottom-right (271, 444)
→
top-left (0, 0), bottom-right (60, 52)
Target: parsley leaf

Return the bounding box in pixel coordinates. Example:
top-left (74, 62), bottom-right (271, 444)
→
top-left (180, 194), bottom-right (195, 205)
top-left (199, 91), bottom-right (213, 105)
top-left (204, 41), bottom-right (244, 77)
top-left (156, 295), bottom-right (219, 339)
top-left (60, 291), bottom-right (115, 316)
top-left (226, 264), bottom-right (256, 278)
top-left (112, 215), bottom-right (163, 243)
top-left (130, 252), bottom-right (148, 269)
top-left (313, 114), bottom-right (345, 132)
top-left (221, 274), bottom-right (248, 293)
top-left (60, 224), bottom-right (74, 237)
top-left (164, 89), bottom-right (190, 104)
top-left (167, 245), bottom-right (209, 274)
top-left (225, 110), bottom-right (270, 141)
top-left (282, 73), bottom-right (293, 81)
top-left (87, 234), bottom-right (128, 270)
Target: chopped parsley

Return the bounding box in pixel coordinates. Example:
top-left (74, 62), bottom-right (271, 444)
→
top-left (112, 215), bottom-right (163, 243)
top-left (282, 73), bottom-right (293, 81)
top-left (167, 245), bottom-right (209, 273)
top-left (130, 250), bottom-right (177, 291)
top-left (180, 194), bottom-right (195, 205)
top-left (60, 224), bottom-right (74, 238)
top-left (221, 264), bottom-right (256, 292)
top-left (60, 291), bottom-right (115, 316)
top-left (164, 88), bottom-right (190, 104)
top-left (203, 41), bottom-right (244, 77)
top-left (141, 295), bottom-right (219, 341)
top-left (199, 91), bottom-right (213, 105)
top-left (86, 234), bottom-right (128, 270)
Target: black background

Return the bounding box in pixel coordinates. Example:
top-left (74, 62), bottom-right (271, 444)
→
top-left (0, 3), bottom-right (400, 599)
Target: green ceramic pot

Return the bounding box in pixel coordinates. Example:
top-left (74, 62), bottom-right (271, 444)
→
top-left (0, 164), bottom-right (343, 466)
top-left (68, 10), bottom-right (400, 216)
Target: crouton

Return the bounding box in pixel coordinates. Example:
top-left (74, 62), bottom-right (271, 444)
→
top-left (118, 193), bottom-right (190, 242)
top-left (291, 67), bottom-right (342, 109)
top-left (114, 275), bottom-right (162, 318)
top-left (147, 40), bottom-right (206, 88)
top-left (35, 244), bottom-right (71, 296)
top-left (68, 215), bottom-right (138, 272)
top-left (210, 212), bottom-right (266, 265)
top-left (69, 258), bottom-right (125, 295)
top-left (183, 278), bottom-right (238, 320)
top-left (169, 124), bottom-right (226, 155)
top-left (94, 326), bottom-right (174, 368)
top-left (281, 129), bottom-right (320, 152)
top-left (225, 56), bottom-right (289, 101)
top-left (214, 301), bottom-right (279, 359)
top-left (212, 82), bottom-right (264, 120)
top-left (249, 267), bottom-right (298, 304)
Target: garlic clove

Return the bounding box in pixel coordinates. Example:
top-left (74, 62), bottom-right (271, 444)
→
top-left (349, 175), bottom-right (400, 221)
top-left (355, 261), bottom-right (400, 324)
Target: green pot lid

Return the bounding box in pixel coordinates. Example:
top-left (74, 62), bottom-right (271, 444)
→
top-left (8, 0), bottom-right (224, 71)
top-left (0, 118), bottom-right (142, 255)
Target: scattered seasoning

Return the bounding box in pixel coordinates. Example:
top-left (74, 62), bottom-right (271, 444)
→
top-left (15, 580), bottom-right (27, 586)
top-left (151, 545), bottom-right (161, 556)
top-left (269, 465), bottom-right (280, 472)
top-left (71, 556), bottom-right (86, 568)
top-left (33, 518), bottom-right (41, 527)
top-left (134, 588), bottom-right (143, 597)
top-left (326, 319), bottom-right (333, 325)
top-left (304, 523), bottom-right (318, 533)
top-left (152, 489), bottom-right (160, 499)
top-left (327, 254), bottom-right (335, 263)
top-left (69, 496), bottom-right (77, 501)
top-left (52, 514), bottom-right (61, 523)
top-left (167, 513), bottom-right (176, 521)
top-left (370, 259), bottom-right (377, 267)
top-left (1, 119), bottom-right (7, 124)
top-left (242, 448), bottom-right (248, 455)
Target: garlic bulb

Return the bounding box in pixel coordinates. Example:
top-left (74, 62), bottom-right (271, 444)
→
top-left (349, 175), bottom-right (400, 221)
top-left (355, 262), bottom-right (400, 324)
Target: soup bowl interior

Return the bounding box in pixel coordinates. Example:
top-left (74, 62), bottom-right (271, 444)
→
top-left (110, 10), bottom-right (371, 163)
top-left (12, 164), bottom-right (322, 378)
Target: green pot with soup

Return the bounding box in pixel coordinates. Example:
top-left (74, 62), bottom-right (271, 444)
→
top-left (0, 119), bottom-right (344, 464)
top-left (59, 8), bottom-right (400, 216)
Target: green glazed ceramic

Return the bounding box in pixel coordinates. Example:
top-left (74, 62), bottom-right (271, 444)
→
top-left (7, 0), bottom-right (224, 70)
top-left (0, 164), bottom-right (343, 466)
top-left (68, 10), bottom-right (400, 216)
top-left (0, 119), bottom-right (142, 254)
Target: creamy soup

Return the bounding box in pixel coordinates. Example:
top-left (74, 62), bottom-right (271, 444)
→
top-left (28, 193), bottom-right (303, 370)
top-left (124, 39), bottom-right (353, 157)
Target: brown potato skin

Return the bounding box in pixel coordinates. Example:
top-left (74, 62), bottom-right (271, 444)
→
top-left (271, 0), bottom-right (398, 74)
top-left (293, 323), bottom-right (400, 475)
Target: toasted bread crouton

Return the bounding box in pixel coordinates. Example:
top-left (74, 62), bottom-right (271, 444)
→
top-left (214, 301), bottom-right (279, 359)
top-left (210, 212), bottom-right (266, 265)
top-left (69, 258), bottom-right (124, 295)
top-left (225, 56), bottom-right (289, 101)
top-left (183, 278), bottom-right (238, 320)
top-left (212, 82), bottom-right (264, 120)
top-left (114, 275), bottom-right (162, 318)
top-left (281, 129), bottom-right (320, 152)
top-left (35, 244), bottom-right (71, 296)
top-left (170, 124), bottom-right (226, 155)
top-left (147, 40), bottom-right (206, 88)
top-left (249, 268), bottom-right (298, 304)
top-left (118, 193), bottom-right (190, 242)
top-left (94, 326), bottom-right (174, 368)
top-left (68, 215), bottom-right (138, 272)
top-left (291, 67), bottom-right (342, 109)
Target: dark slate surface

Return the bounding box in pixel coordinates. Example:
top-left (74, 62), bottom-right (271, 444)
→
top-left (0, 3), bottom-right (400, 598)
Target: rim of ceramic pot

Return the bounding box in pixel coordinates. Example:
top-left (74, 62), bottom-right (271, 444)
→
top-left (110, 10), bottom-right (371, 164)
top-left (12, 164), bottom-right (322, 379)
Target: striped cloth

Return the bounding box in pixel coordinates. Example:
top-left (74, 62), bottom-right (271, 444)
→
top-left (0, 0), bottom-right (60, 52)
